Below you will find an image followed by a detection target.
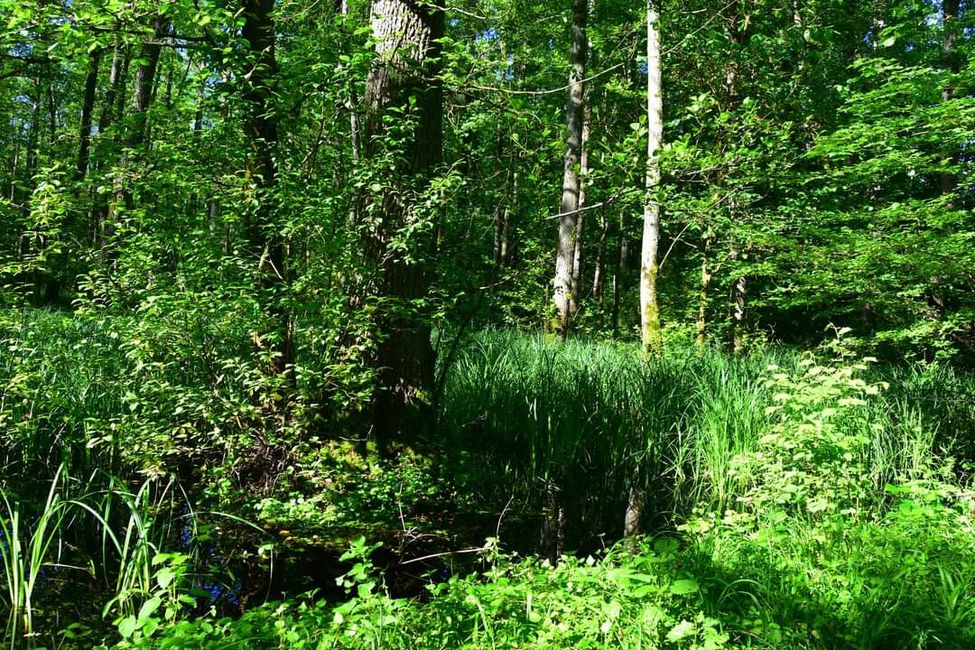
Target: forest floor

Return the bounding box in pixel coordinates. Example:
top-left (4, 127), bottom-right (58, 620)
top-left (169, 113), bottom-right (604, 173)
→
top-left (3, 315), bottom-right (975, 648)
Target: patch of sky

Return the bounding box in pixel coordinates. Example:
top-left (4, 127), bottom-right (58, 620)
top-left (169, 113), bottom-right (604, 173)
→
top-left (477, 27), bottom-right (500, 43)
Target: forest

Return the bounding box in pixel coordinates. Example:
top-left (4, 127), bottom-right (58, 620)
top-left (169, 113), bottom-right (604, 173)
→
top-left (0, 0), bottom-right (973, 646)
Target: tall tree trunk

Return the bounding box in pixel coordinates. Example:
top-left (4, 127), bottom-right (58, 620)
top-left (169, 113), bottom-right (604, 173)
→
top-left (552, 0), bottom-right (588, 336)
top-left (627, 0), bottom-right (664, 543)
top-left (8, 137), bottom-right (19, 203)
top-left (639, 0), bottom-right (663, 356)
top-left (569, 96), bottom-right (591, 317)
top-left (725, 3), bottom-right (747, 353)
top-left (103, 20), bottom-right (166, 265)
top-left (592, 213), bottom-right (607, 305)
top-left (46, 79), bottom-right (57, 145)
top-left (25, 76), bottom-right (41, 195)
top-left (98, 45), bottom-right (125, 136)
top-left (729, 247), bottom-right (746, 352)
top-left (363, 0), bottom-right (444, 453)
top-left (92, 45), bottom-right (124, 248)
top-left (125, 20), bottom-right (166, 149)
top-left (76, 48), bottom-right (101, 181)
top-left (241, 0), bottom-right (294, 385)
top-left (940, 0), bottom-right (961, 197)
top-left (611, 223), bottom-right (627, 337)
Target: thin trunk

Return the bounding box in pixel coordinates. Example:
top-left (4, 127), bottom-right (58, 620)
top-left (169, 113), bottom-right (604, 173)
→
top-left (592, 213), bottom-right (607, 303)
top-left (552, 0), bottom-right (588, 336)
top-left (504, 167), bottom-right (518, 265)
top-left (115, 47), bottom-right (131, 131)
top-left (729, 247), bottom-right (746, 353)
top-left (363, 0), bottom-right (444, 452)
top-left (104, 21), bottom-right (165, 262)
top-left (349, 96), bottom-right (362, 163)
top-left (164, 61), bottom-right (174, 108)
top-left (725, 3), bottom-right (747, 353)
top-left (569, 96), bottom-right (591, 317)
top-left (493, 130), bottom-right (505, 266)
top-left (627, 0), bottom-right (663, 542)
top-left (46, 80), bottom-right (57, 145)
top-left (25, 76), bottom-right (41, 193)
top-left (76, 48), bottom-right (101, 181)
top-left (9, 137), bottom-right (19, 203)
top-left (194, 74), bottom-right (205, 135)
top-left (189, 72), bottom-right (205, 217)
top-left (611, 224), bottom-right (627, 337)
top-left (696, 238), bottom-right (712, 350)
top-left (98, 46), bottom-right (124, 135)
top-left (336, 0), bottom-right (361, 222)
top-left (940, 0), bottom-right (961, 196)
top-left (93, 45), bottom-right (123, 248)
top-left (639, 0), bottom-right (663, 356)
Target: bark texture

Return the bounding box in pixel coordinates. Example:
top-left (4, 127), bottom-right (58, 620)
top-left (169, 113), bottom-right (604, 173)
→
top-left (363, 0), bottom-right (444, 452)
top-left (639, 0), bottom-right (663, 355)
top-left (553, 0), bottom-right (588, 335)
top-left (125, 19), bottom-right (166, 149)
top-left (241, 0), bottom-right (294, 383)
top-left (76, 48), bottom-right (101, 180)
top-left (569, 97), bottom-right (591, 317)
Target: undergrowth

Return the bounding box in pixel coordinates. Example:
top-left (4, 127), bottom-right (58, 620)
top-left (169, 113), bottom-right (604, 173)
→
top-left (3, 313), bottom-right (975, 647)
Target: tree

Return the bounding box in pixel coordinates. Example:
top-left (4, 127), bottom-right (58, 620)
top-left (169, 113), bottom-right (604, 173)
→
top-left (362, 0), bottom-right (445, 451)
top-left (552, 0), bottom-right (589, 335)
top-left (75, 48), bottom-right (100, 181)
top-left (240, 0), bottom-right (294, 385)
top-left (639, 0), bottom-right (662, 355)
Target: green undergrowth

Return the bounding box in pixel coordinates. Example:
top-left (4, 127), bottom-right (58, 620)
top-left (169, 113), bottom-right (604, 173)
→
top-left (4, 311), bottom-right (975, 647)
top-left (126, 347), bottom-right (975, 649)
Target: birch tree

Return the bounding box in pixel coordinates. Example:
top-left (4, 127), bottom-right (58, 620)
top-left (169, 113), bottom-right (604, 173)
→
top-left (639, 0), bottom-right (662, 355)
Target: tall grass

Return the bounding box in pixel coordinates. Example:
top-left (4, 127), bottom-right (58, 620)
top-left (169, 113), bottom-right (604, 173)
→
top-left (0, 466), bottom-right (67, 647)
top-left (439, 331), bottom-right (975, 547)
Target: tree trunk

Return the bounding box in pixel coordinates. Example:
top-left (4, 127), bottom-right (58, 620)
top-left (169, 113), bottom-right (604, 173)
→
top-left (25, 76), bottom-right (41, 194)
top-left (98, 45), bottom-right (125, 136)
top-left (552, 0), bottom-right (588, 336)
top-left (241, 0), bottom-right (294, 385)
top-left (611, 223), bottom-right (627, 337)
top-left (725, 1), bottom-right (747, 354)
top-left (639, 0), bottom-right (663, 356)
top-left (729, 247), bottom-right (746, 353)
top-left (569, 96), bottom-right (591, 317)
top-left (125, 19), bottom-right (166, 149)
top-left (363, 0), bottom-right (444, 453)
top-left (103, 20), bottom-right (166, 264)
top-left (76, 48), bottom-right (101, 181)
top-left (940, 0), bottom-right (961, 197)
top-left (592, 214), bottom-right (606, 303)
top-left (696, 239), bottom-right (712, 350)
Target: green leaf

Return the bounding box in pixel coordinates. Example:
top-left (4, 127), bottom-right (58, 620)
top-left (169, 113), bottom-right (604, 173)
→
top-left (118, 616), bottom-right (137, 639)
top-left (138, 595), bottom-right (162, 622)
top-left (669, 579), bottom-right (699, 595)
top-left (156, 567), bottom-right (176, 590)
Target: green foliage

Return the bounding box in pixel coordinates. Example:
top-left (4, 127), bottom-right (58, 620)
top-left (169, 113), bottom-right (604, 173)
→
top-left (130, 537), bottom-right (732, 650)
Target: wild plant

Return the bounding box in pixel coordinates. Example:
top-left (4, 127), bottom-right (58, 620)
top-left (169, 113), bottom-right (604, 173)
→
top-left (0, 465), bottom-right (68, 648)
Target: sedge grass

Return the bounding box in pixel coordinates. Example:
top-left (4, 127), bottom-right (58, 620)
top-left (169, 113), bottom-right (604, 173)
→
top-left (0, 465), bottom-right (67, 648)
